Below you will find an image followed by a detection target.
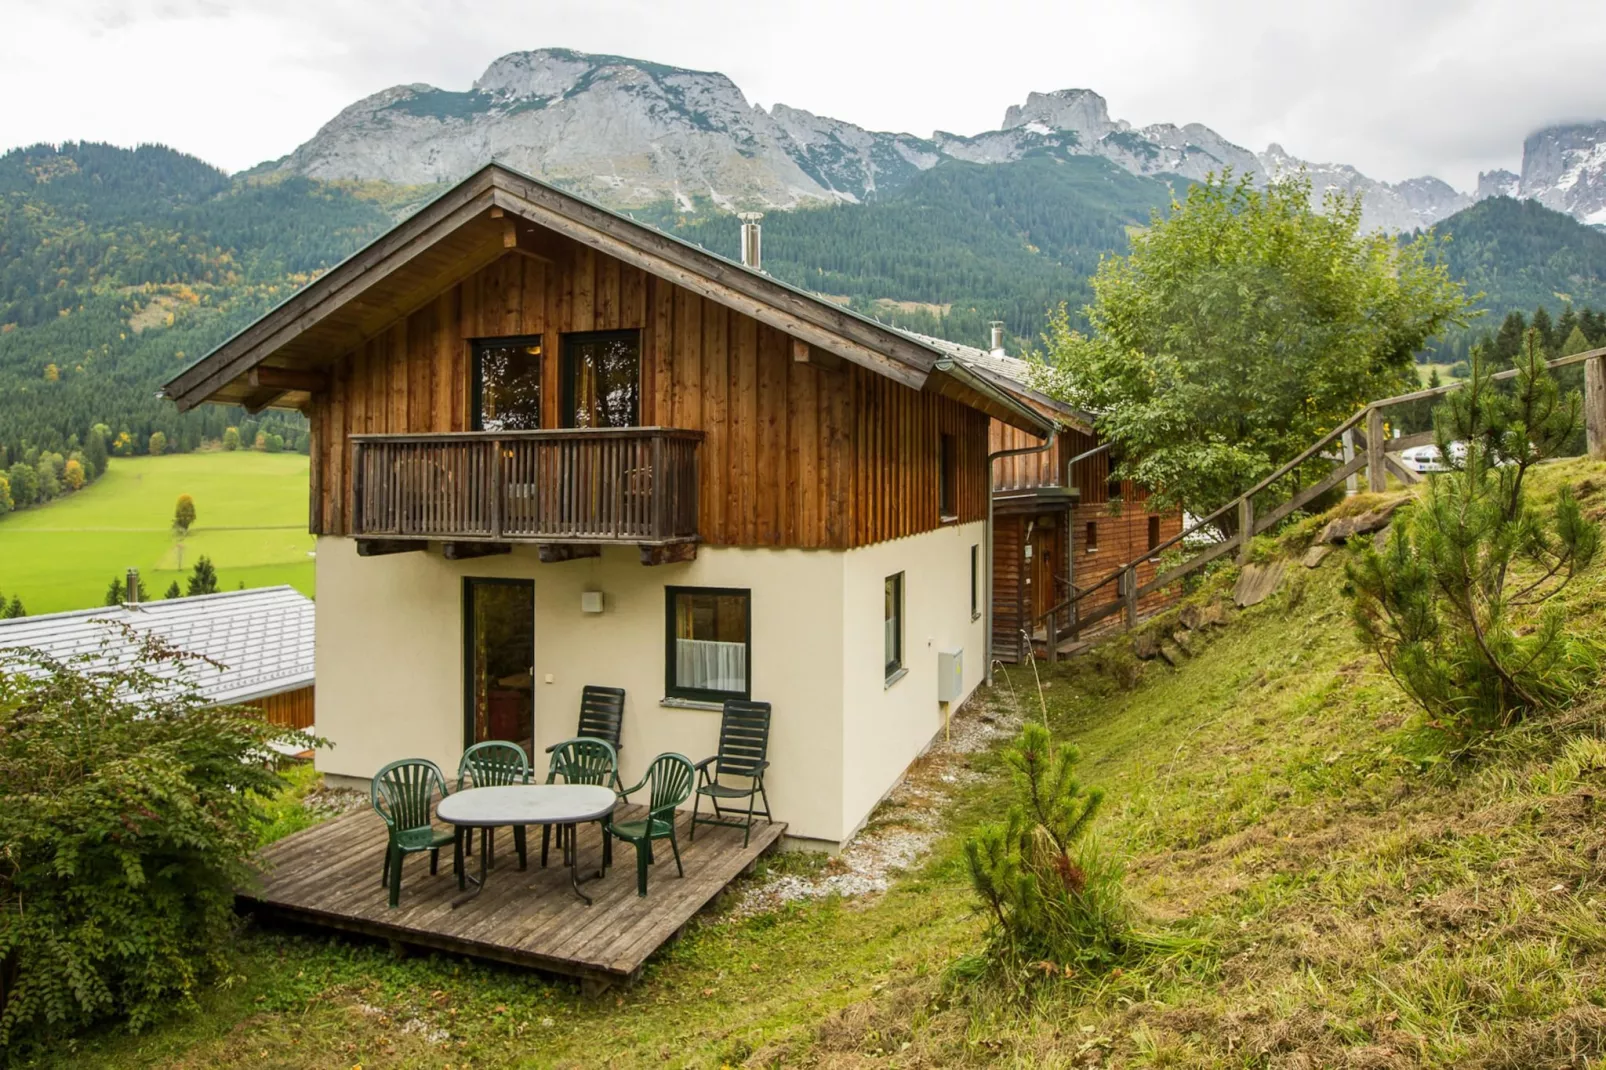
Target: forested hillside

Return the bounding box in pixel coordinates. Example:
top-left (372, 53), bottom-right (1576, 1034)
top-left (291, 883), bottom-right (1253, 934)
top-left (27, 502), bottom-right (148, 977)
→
top-left (6, 141), bottom-right (1606, 467)
top-left (0, 142), bottom-right (392, 463)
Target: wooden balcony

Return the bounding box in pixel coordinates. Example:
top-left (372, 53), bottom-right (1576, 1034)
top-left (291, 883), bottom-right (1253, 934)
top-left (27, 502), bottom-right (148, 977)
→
top-left (350, 428), bottom-right (701, 547)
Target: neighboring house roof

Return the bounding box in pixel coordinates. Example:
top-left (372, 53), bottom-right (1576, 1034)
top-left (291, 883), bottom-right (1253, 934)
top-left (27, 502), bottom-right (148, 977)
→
top-left (899, 331), bottom-right (1094, 433)
top-left (0, 586), bottom-right (315, 705)
top-left (162, 162), bottom-right (1053, 436)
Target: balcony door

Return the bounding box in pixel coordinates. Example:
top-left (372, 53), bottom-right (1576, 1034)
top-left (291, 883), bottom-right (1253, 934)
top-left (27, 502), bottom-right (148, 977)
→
top-left (562, 330), bottom-right (640, 428)
top-left (463, 578), bottom-right (535, 754)
top-left (472, 336), bottom-right (544, 431)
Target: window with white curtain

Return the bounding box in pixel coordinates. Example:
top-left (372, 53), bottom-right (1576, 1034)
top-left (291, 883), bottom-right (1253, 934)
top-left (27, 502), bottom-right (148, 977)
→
top-left (666, 587), bottom-right (750, 701)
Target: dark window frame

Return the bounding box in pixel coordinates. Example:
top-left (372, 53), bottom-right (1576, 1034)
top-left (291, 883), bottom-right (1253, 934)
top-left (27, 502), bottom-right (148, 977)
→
top-left (1085, 520), bottom-right (1099, 553)
top-left (561, 328), bottom-right (643, 429)
top-left (884, 572), bottom-right (905, 681)
top-left (1147, 515), bottom-right (1162, 552)
top-left (938, 433), bottom-right (959, 521)
top-left (664, 585), bottom-right (753, 703)
top-left (470, 334), bottom-right (544, 432)
top-left (461, 576), bottom-right (535, 751)
top-left (970, 544), bottom-right (980, 620)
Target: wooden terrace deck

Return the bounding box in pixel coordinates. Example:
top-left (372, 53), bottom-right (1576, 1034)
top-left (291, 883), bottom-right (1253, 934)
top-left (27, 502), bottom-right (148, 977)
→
top-left (238, 804), bottom-right (785, 992)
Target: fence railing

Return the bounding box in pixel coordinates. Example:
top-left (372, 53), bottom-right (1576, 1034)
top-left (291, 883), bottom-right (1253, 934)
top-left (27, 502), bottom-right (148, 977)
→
top-left (350, 428), bottom-right (702, 545)
top-left (1029, 345), bottom-right (1606, 658)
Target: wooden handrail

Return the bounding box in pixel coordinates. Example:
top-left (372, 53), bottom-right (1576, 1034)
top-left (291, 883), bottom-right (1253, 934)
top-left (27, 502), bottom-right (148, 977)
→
top-left (1025, 345), bottom-right (1606, 649)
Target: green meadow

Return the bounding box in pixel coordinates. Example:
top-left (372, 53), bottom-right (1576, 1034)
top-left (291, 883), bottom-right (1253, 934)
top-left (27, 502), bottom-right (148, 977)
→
top-left (0, 451), bottom-right (314, 614)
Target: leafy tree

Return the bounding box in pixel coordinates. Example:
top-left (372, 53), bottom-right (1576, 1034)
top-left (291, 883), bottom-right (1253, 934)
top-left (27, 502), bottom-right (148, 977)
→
top-left (1033, 172), bottom-right (1470, 520)
top-left (1348, 330), bottom-right (1600, 742)
top-left (163, 581), bottom-right (181, 600)
top-left (963, 722), bottom-right (1127, 978)
top-left (263, 432), bottom-right (284, 454)
top-left (172, 493), bottom-right (195, 536)
top-left (0, 634), bottom-right (309, 1048)
top-left (6, 462), bottom-right (37, 509)
top-left (147, 430), bottom-right (166, 456)
top-left (221, 426), bottom-right (240, 451)
top-left (186, 555), bottom-right (219, 597)
top-left (103, 574), bottom-right (149, 606)
top-left (252, 431), bottom-right (267, 451)
top-left (62, 458), bottom-right (84, 491)
top-left (0, 473), bottom-right (10, 515)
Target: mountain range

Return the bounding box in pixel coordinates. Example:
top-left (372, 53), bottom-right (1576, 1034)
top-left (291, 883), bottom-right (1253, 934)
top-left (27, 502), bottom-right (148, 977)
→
top-left (266, 47), bottom-right (1606, 234)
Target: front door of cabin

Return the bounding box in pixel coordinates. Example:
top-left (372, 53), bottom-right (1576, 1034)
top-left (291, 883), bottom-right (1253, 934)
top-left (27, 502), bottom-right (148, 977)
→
top-left (1028, 517), bottom-right (1061, 625)
top-left (464, 578), bottom-right (536, 756)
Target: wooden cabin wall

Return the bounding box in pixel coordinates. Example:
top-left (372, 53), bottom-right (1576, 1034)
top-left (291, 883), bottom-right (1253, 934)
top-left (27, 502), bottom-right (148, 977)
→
top-left (990, 515), bottom-right (1027, 662)
top-left (307, 244), bottom-right (990, 551)
top-left (244, 686), bottom-right (316, 731)
top-left (1072, 498), bottom-right (1185, 619)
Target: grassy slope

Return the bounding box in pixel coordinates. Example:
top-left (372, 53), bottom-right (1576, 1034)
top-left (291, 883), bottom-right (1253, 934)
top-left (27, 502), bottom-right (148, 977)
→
top-left (37, 460), bottom-right (1606, 1069)
top-left (0, 451), bottom-right (313, 613)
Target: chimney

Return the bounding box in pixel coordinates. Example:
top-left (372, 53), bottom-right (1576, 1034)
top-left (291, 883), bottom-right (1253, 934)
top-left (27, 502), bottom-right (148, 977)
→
top-left (738, 212), bottom-right (763, 271)
top-left (125, 568), bottom-right (139, 605)
top-left (988, 321), bottom-right (1006, 356)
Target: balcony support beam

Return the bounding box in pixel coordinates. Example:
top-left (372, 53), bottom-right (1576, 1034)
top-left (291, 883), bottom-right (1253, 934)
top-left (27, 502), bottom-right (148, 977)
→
top-left (539, 544), bottom-right (603, 564)
top-left (443, 542), bottom-right (512, 561)
top-left (639, 542), bottom-right (698, 567)
top-left (356, 539), bottom-right (427, 557)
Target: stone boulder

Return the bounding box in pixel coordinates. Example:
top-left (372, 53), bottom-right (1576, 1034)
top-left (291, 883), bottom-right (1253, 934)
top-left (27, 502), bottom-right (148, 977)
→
top-left (1317, 499), bottom-right (1408, 545)
top-left (1233, 561), bottom-right (1287, 608)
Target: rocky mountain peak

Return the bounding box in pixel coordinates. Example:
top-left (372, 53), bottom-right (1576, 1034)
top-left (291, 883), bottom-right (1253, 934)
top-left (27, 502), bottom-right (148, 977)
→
top-left (1477, 169), bottom-right (1521, 200)
top-left (1001, 89), bottom-right (1124, 141)
top-left (471, 48), bottom-right (597, 100)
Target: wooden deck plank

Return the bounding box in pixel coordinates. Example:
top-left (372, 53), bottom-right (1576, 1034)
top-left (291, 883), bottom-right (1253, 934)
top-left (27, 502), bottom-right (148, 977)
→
top-left (239, 805), bottom-right (784, 983)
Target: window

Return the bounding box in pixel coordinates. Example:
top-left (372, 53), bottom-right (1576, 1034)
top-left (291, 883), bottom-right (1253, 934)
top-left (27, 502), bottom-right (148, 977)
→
top-left (666, 587), bottom-right (750, 701)
top-left (1106, 474), bottom-right (1123, 503)
top-left (562, 329), bottom-right (641, 428)
top-left (1148, 515), bottom-right (1162, 552)
top-left (970, 544), bottom-right (980, 620)
top-left (472, 336), bottom-right (544, 431)
top-left (938, 434), bottom-right (958, 520)
top-left (884, 572), bottom-right (904, 681)
top-left (1085, 520), bottom-right (1099, 553)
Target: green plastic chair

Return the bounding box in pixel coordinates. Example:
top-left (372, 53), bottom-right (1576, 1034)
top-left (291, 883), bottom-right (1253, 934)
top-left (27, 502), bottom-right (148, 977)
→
top-left (609, 752), bottom-right (694, 897)
top-left (542, 737), bottom-right (619, 869)
top-left (458, 741), bottom-right (531, 870)
top-left (691, 700), bottom-right (773, 847)
top-left (371, 758), bottom-right (457, 908)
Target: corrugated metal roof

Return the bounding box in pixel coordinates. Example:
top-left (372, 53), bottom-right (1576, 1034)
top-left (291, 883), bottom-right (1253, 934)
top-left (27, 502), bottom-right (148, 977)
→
top-left (0, 586), bottom-right (314, 704)
top-left (895, 330), bottom-right (1094, 429)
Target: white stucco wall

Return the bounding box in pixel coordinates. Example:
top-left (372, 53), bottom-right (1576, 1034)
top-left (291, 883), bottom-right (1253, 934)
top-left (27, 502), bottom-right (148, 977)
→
top-left (314, 524), bottom-right (984, 845)
top-left (315, 538), bottom-right (847, 842)
top-left (838, 521), bottom-right (987, 836)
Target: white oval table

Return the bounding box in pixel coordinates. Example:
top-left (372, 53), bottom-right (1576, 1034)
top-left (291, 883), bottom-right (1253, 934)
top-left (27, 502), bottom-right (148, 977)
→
top-left (437, 784), bottom-right (617, 906)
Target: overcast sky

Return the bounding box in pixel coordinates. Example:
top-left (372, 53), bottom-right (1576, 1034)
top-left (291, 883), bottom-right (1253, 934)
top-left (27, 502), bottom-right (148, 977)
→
top-left (3, 0), bottom-right (1604, 190)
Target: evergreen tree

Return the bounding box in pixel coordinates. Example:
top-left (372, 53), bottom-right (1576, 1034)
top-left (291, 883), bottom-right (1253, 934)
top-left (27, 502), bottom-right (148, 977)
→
top-left (104, 574), bottom-right (149, 605)
top-left (163, 581), bottom-right (181, 600)
top-left (2, 594), bottom-right (24, 619)
top-left (1531, 305), bottom-right (1556, 354)
top-left (1561, 325), bottom-right (1593, 357)
top-left (186, 556), bottom-right (219, 597)
top-left (1493, 310), bottom-right (1528, 361)
top-left (83, 427), bottom-right (107, 479)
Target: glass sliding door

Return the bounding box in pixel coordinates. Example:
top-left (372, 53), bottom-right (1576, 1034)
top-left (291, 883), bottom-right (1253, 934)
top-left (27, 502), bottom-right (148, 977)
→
top-left (464, 578), bottom-right (535, 754)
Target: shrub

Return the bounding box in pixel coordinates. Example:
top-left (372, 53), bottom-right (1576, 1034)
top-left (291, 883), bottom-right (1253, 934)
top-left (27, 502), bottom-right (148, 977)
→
top-left (962, 722), bottom-right (1128, 981)
top-left (1348, 330), bottom-right (1601, 742)
top-left (0, 633), bottom-right (307, 1048)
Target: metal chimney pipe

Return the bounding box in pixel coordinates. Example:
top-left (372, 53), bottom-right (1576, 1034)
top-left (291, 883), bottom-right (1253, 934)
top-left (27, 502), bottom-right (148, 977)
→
top-left (738, 212), bottom-right (763, 271)
top-left (125, 567), bottom-right (139, 605)
top-left (988, 321), bottom-right (1005, 355)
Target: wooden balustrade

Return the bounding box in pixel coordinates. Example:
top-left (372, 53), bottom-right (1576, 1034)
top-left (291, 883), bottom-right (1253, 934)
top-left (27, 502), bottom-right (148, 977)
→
top-left (350, 428), bottom-right (701, 545)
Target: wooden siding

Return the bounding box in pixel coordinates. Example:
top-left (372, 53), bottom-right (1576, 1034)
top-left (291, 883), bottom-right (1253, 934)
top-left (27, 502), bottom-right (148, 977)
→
top-left (244, 685), bottom-right (315, 731)
top-left (309, 241), bottom-right (989, 550)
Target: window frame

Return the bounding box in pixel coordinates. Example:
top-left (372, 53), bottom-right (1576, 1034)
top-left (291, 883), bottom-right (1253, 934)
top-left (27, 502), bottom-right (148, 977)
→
top-left (1084, 519), bottom-right (1099, 553)
top-left (664, 585), bottom-right (753, 703)
top-left (560, 328), bottom-right (643, 429)
top-left (884, 571), bottom-right (905, 683)
top-left (970, 544), bottom-right (980, 620)
top-left (1147, 515), bottom-right (1162, 552)
top-left (469, 334), bottom-right (545, 432)
top-left (938, 433), bottom-right (959, 522)
top-left (461, 576), bottom-right (535, 751)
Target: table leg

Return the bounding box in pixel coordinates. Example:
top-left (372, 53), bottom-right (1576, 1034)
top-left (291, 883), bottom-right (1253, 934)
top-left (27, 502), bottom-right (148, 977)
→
top-left (451, 827), bottom-right (489, 909)
top-left (567, 822), bottom-right (595, 906)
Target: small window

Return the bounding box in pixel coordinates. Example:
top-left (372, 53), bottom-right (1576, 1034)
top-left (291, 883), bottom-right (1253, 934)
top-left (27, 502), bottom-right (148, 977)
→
top-left (562, 329), bottom-right (641, 428)
top-left (970, 544), bottom-right (980, 620)
top-left (1148, 515), bottom-right (1161, 551)
top-left (1085, 520), bottom-right (1099, 553)
top-left (666, 587), bottom-right (751, 702)
top-left (884, 573), bottom-right (904, 681)
top-left (1106, 474), bottom-right (1123, 502)
top-left (938, 434), bottom-right (959, 520)
top-left (472, 336), bottom-right (544, 431)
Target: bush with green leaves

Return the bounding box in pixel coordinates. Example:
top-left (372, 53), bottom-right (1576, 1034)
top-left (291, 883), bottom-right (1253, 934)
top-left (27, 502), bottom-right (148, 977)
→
top-left (1348, 330), bottom-right (1601, 742)
top-left (962, 722), bottom-right (1128, 980)
top-left (0, 632), bottom-right (305, 1049)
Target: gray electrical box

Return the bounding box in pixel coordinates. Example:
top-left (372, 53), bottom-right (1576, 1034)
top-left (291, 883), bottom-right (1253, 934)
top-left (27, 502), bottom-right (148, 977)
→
top-left (937, 648), bottom-right (963, 703)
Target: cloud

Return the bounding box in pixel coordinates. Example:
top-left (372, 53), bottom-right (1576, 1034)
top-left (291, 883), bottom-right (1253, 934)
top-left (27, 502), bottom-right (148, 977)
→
top-left (1, 0), bottom-right (1602, 189)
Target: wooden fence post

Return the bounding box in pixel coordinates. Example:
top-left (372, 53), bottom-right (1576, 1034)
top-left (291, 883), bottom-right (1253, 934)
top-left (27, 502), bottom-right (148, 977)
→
top-left (1587, 354), bottom-right (1606, 461)
top-left (1236, 494), bottom-right (1254, 565)
top-left (1341, 427), bottom-right (1358, 497)
top-left (1047, 607), bottom-right (1058, 664)
top-left (1123, 566), bottom-right (1138, 629)
top-left (1366, 407), bottom-right (1387, 493)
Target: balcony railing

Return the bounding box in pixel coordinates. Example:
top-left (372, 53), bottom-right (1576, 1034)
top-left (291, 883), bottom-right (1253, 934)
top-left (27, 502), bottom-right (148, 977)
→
top-left (350, 428), bottom-right (701, 545)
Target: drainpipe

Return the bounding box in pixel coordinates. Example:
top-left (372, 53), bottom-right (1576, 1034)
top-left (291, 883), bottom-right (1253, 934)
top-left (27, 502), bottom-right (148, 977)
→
top-left (986, 427), bottom-right (1057, 686)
